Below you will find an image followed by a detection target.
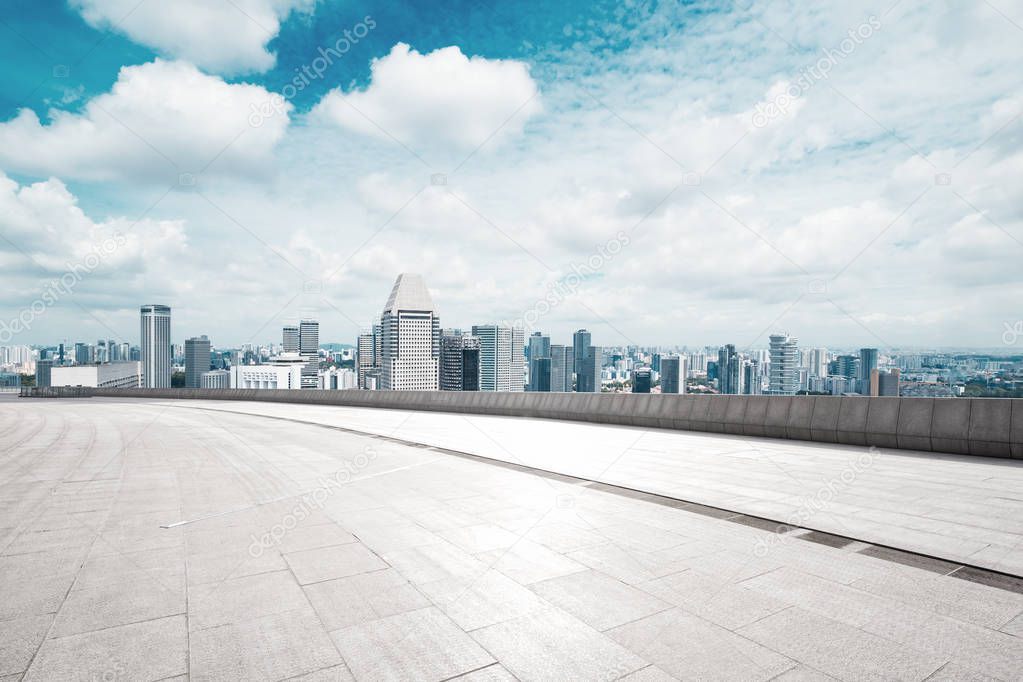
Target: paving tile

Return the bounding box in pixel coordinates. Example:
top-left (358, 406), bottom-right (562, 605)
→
top-left (331, 606), bottom-right (494, 680)
top-left (448, 663), bottom-right (519, 680)
top-left (530, 569), bottom-right (671, 631)
top-left (24, 615), bottom-right (187, 682)
top-left (861, 600), bottom-right (1023, 681)
top-left (285, 664), bottom-right (356, 681)
top-left (419, 569), bottom-right (548, 631)
top-left (522, 521), bottom-right (609, 553)
top-left (71, 546), bottom-right (184, 593)
top-left (922, 661), bottom-right (1000, 682)
top-left (738, 607), bottom-right (946, 682)
top-left (608, 607), bottom-right (794, 682)
top-left (0, 615), bottom-right (52, 677)
top-left (351, 522), bottom-right (443, 553)
top-left (303, 568), bottom-right (431, 631)
top-left (190, 608), bottom-right (341, 681)
top-left (188, 569), bottom-right (308, 631)
top-left (565, 542), bottom-right (695, 585)
top-left (50, 576), bottom-right (185, 638)
top-left (383, 540), bottom-right (489, 585)
top-left (0, 572), bottom-right (76, 621)
top-left (186, 545), bottom-right (289, 586)
top-left (439, 523), bottom-right (520, 554)
top-left (475, 539), bottom-right (587, 585)
top-left (283, 543), bottom-right (388, 585)
top-left (1000, 610), bottom-right (1023, 637)
top-left (270, 522), bottom-right (358, 554)
top-left (639, 568), bottom-right (789, 630)
top-left (472, 606), bottom-right (648, 681)
top-left (284, 664), bottom-right (356, 681)
top-left (850, 567), bottom-right (1023, 629)
top-left (619, 665), bottom-right (677, 681)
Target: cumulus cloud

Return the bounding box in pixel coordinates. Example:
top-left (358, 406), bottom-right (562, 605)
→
top-left (70, 0), bottom-right (315, 74)
top-left (311, 43), bottom-right (541, 153)
top-left (0, 59), bottom-right (291, 184)
top-left (0, 172), bottom-right (187, 311)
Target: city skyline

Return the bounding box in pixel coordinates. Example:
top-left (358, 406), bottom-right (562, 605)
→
top-left (0, 3), bottom-right (1021, 349)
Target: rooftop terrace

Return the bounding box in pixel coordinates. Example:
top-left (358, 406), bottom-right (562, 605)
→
top-left (2, 394), bottom-right (1022, 681)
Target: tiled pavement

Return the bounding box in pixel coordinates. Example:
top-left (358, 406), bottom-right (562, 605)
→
top-left (1, 396), bottom-right (1022, 681)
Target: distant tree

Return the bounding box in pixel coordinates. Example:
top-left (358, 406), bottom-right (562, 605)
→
top-left (171, 371), bottom-right (186, 388)
top-left (20, 374), bottom-right (35, 387)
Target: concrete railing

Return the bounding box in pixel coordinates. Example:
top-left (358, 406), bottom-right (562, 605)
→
top-left (21, 386), bottom-right (1023, 459)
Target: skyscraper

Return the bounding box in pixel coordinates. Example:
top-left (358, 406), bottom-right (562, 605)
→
top-left (717, 344), bottom-right (741, 394)
top-left (572, 329), bottom-right (591, 381)
top-left (140, 304), bottom-right (171, 388)
top-left (578, 345), bottom-right (602, 393)
top-left (35, 358), bottom-right (53, 388)
top-left (633, 367), bottom-right (651, 393)
top-left (440, 332), bottom-right (481, 391)
top-left (768, 333), bottom-right (798, 395)
top-left (299, 320), bottom-right (319, 389)
top-left (858, 348), bottom-right (878, 395)
top-left (549, 345), bottom-right (574, 392)
top-left (380, 274), bottom-right (440, 391)
top-left (356, 332), bottom-right (375, 389)
top-left (184, 335), bottom-right (211, 388)
top-left (282, 325), bottom-right (299, 353)
top-left (74, 342), bottom-right (89, 365)
top-left (472, 324), bottom-right (523, 392)
top-left (527, 332), bottom-right (551, 392)
top-left (660, 355), bottom-right (683, 394)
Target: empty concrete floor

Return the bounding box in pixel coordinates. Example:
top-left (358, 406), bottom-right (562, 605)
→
top-left (1, 396), bottom-right (1022, 681)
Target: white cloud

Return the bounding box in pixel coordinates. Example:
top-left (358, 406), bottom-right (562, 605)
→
top-left (0, 59), bottom-right (291, 184)
top-left (70, 0), bottom-right (315, 74)
top-left (0, 172), bottom-right (187, 311)
top-left (311, 43), bottom-right (541, 154)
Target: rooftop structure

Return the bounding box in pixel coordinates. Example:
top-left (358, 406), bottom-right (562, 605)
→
top-left (3, 393), bottom-right (1022, 680)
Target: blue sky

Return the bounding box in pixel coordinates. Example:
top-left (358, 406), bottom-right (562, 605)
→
top-left (1, 0), bottom-right (1021, 350)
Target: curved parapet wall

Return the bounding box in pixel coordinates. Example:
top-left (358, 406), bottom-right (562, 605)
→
top-left (20, 387), bottom-right (1023, 459)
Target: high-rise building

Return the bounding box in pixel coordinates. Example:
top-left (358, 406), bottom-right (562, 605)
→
top-left (184, 335), bottom-right (211, 388)
top-left (282, 325), bottom-right (299, 353)
top-left (550, 345), bottom-right (574, 392)
top-left (871, 367), bottom-right (900, 396)
top-left (633, 367), bottom-right (651, 393)
top-left (357, 332), bottom-right (375, 389)
top-left (742, 359), bottom-right (762, 394)
top-left (74, 342), bottom-right (89, 365)
top-left (859, 348), bottom-right (878, 395)
top-left (35, 358), bottom-right (53, 388)
top-left (472, 324), bottom-right (523, 392)
top-left (768, 333), bottom-right (798, 395)
top-left (830, 355), bottom-right (859, 379)
top-left (578, 345), bottom-right (602, 393)
top-left (440, 333), bottom-right (481, 391)
top-left (572, 329), bottom-right (591, 381)
top-left (527, 332), bottom-right (551, 392)
top-left (810, 347), bottom-right (829, 379)
top-left (380, 274), bottom-right (440, 391)
top-left (299, 320), bottom-right (319, 389)
top-left (717, 344), bottom-right (741, 394)
top-left (140, 304), bottom-right (171, 388)
top-left (660, 355), bottom-right (683, 394)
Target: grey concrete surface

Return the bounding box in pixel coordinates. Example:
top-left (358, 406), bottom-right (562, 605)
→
top-left (2, 396), bottom-right (1023, 681)
top-left (23, 387), bottom-right (1023, 459)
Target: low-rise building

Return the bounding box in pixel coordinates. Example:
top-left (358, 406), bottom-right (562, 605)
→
top-left (51, 362), bottom-right (141, 388)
